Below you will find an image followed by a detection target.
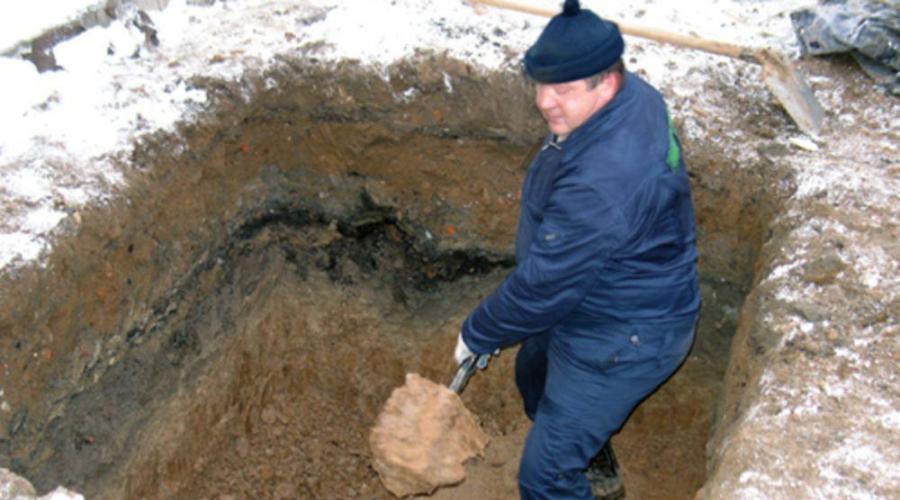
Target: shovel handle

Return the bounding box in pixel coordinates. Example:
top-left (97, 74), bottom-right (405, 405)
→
top-left (449, 354), bottom-right (491, 394)
top-left (472, 0), bottom-right (824, 134)
top-left (471, 0), bottom-right (756, 63)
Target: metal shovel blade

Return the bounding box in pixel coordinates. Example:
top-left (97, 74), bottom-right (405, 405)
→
top-left (756, 49), bottom-right (826, 135)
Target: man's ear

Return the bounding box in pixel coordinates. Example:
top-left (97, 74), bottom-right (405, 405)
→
top-left (599, 72), bottom-right (622, 101)
top-left (592, 73), bottom-right (621, 110)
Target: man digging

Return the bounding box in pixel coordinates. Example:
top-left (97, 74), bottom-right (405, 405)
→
top-left (454, 1), bottom-right (701, 498)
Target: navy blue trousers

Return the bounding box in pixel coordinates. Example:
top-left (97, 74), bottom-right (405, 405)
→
top-left (515, 317), bottom-right (696, 499)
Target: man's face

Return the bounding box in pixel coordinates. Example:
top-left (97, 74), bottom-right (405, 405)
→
top-left (534, 77), bottom-right (614, 140)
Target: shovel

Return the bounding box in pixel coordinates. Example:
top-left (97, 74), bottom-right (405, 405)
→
top-left (449, 353), bottom-right (492, 393)
top-left (471, 0), bottom-right (826, 135)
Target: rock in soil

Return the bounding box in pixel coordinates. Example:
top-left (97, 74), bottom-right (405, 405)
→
top-left (369, 373), bottom-right (489, 497)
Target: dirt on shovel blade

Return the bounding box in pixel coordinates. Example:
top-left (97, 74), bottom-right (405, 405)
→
top-left (369, 373), bottom-right (490, 497)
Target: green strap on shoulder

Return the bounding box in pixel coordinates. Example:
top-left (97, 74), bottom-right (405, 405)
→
top-left (666, 113), bottom-right (681, 171)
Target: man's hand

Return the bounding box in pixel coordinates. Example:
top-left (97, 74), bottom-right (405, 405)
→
top-left (454, 332), bottom-right (475, 366)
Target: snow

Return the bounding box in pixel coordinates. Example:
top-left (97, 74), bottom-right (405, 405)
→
top-left (1, 0), bottom-right (899, 497)
top-left (0, 0), bottom-right (104, 54)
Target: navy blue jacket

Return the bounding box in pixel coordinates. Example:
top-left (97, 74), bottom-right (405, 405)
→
top-left (463, 73), bottom-right (700, 354)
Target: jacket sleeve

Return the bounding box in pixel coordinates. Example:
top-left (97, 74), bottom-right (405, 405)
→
top-left (461, 178), bottom-right (626, 354)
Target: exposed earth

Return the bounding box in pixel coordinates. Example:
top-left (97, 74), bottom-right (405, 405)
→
top-left (1, 1), bottom-right (897, 499)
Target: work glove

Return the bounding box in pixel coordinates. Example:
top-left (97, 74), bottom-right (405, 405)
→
top-left (454, 332), bottom-right (499, 366)
top-left (454, 332), bottom-right (476, 366)
top-left (451, 333), bottom-right (500, 393)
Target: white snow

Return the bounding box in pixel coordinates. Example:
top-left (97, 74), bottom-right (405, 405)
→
top-left (1, 0), bottom-right (899, 498)
top-left (0, 0), bottom-right (104, 54)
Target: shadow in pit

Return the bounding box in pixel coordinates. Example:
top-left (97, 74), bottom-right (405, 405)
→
top-left (10, 197), bottom-right (518, 499)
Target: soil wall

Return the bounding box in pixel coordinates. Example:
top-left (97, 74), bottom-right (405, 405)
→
top-left (0, 57), bottom-right (787, 498)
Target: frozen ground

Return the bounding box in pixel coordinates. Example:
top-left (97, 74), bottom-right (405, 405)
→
top-left (0, 0), bottom-right (818, 270)
top-left (0, 0), bottom-right (897, 498)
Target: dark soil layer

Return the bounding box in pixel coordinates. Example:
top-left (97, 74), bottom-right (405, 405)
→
top-left (0, 57), bottom-right (787, 499)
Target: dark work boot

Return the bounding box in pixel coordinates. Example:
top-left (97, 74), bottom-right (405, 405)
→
top-left (584, 442), bottom-right (625, 500)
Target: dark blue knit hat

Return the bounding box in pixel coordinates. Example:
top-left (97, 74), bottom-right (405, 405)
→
top-left (524, 0), bottom-right (625, 83)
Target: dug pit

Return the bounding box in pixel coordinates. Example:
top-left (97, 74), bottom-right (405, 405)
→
top-left (0, 58), bottom-right (788, 499)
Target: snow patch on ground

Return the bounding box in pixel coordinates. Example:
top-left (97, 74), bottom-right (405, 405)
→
top-left (0, 0), bottom-right (104, 54)
top-left (1, 0), bottom-right (898, 498)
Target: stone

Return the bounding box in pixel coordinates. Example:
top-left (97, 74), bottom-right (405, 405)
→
top-left (369, 373), bottom-right (489, 497)
top-left (0, 468), bottom-right (36, 498)
top-left (790, 300), bottom-right (828, 322)
top-left (38, 487), bottom-right (85, 500)
top-left (0, 468), bottom-right (84, 499)
top-left (273, 481), bottom-right (296, 499)
top-left (133, 0), bottom-right (170, 11)
top-left (802, 254), bottom-right (845, 286)
top-left (260, 405), bottom-right (278, 424)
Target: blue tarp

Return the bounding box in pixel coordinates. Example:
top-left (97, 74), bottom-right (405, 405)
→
top-left (791, 0), bottom-right (900, 94)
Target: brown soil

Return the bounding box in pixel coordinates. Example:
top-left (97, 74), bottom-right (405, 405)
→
top-left (0, 55), bottom-right (783, 499)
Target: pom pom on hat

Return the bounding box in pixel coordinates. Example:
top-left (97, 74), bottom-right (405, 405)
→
top-left (524, 1), bottom-right (625, 83)
top-left (562, 0), bottom-right (580, 16)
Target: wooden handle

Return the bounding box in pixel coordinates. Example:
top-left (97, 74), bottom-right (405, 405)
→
top-left (472, 0), bottom-right (755, 63)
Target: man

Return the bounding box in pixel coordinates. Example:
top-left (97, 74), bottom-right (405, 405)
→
top-left (453, 1), bottom-right (701, 499)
